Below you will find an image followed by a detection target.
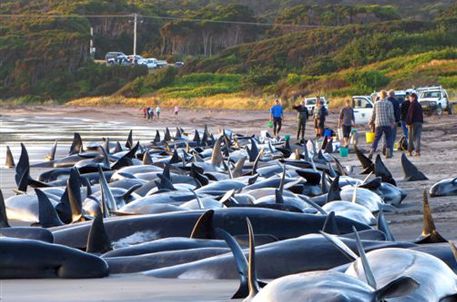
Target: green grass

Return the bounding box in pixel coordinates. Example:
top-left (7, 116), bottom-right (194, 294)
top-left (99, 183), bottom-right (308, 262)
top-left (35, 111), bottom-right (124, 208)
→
top-left (157, 73), bottom-right (242, 98)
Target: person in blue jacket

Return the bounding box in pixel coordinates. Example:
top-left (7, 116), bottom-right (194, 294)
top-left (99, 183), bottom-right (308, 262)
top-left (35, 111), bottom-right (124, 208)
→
top-left (270, 99), bottom-right (283, 137)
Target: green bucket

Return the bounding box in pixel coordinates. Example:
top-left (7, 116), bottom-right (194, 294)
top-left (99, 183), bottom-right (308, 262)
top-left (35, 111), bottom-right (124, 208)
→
top-left (284, 134), bottom-right (290, 141)
top-left (266, 121), bottom-right (273, 128)
top-left (339, 147), bottom-right (349, 157)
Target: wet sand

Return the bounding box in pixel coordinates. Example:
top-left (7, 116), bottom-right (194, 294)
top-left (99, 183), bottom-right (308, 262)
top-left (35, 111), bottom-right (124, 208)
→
top-left (1, 105), bottom-right (457, 301)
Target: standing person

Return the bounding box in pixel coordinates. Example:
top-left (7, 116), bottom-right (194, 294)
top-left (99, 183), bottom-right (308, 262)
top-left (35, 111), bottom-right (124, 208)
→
top-left (156, 105), bottom-right (161, 119)
top-left (146, 106), bottom-right (151, 120)
top-left (400, 93), bottom-right (411, 140)
top-left (270, 99), bottom-right (283, 137)
top-left (368, 90), bottom-right (395, 159)
top-left (406, 93), bottom-right (424, 157)
top-left (292, 100), bottom-right (309, 143)
top-left (338, 99), bottom-right (355, 147)
top-left (313, 100), bottom-right (327, 138)
top-left (150, 106), bottom-right (155, 120)
top-left (174, 105), bottom-right (179, 117)
top-left (141, 107), bottom-right (147, 118)
top-left (385, 90), bottom-right (400, 155)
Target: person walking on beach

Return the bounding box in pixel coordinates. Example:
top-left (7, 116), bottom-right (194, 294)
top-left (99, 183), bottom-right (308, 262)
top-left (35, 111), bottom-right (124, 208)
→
top-left (313, 99), bottom-right (327, 138)
top-left (174, 105), bottom-right (179, 116)
top-left (149, 107), bottom-right (155, 120)
top-left (368, 90), bottom-right (395, 159)
top-left (141, 107), bottom-right (147, 118)
top-left (156, 105), bottom-right (161, 119)
top-left (406, 92), bottom-right (424, 157)
top-left (385, 90), bottom-right (400, 155)
top-left (270, 99), bottom-right (283, 137)
top-left (292, 100), bottom-right (309, 143)
top-left (146, 107), bottom-right (151, 120)
top-left (338, 99), bottom-right (355, 147)
top-left (400, 93), bottom-right (410, 140)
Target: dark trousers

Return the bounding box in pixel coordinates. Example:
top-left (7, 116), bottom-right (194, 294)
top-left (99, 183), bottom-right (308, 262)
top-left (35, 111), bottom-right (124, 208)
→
top-left (273, 117), bottom-right (282, 136)
top-left (383, 125), bottom-right (397, 154)
top-left (371, 126), bottom-right (392, 153)
top-left (408, 123), bottom-right (423, 153)
top-left (297, 121), bottom-right (306, 140)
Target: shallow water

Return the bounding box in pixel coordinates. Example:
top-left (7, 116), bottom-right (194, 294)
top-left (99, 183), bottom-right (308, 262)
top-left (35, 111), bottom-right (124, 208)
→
top-left (0, 115), bottom-right (184, 164)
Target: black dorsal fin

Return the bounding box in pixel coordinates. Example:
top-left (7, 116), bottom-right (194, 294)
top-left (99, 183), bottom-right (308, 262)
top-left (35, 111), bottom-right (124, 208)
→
top-left (251, 148), bottom-right (264, 175)
top-left (5, 145), bottom-right (15, 168)
top-left (326, 175), bottom-right (341, 203)
top-left (193, 129), bottom-right (201, 144)
top-left (153, 130), bottom-right (161, 143)
top-left (86, 210), bottom-right (112, 254)
top-left (275, 189), bottom-right (284, 204)
top-left (0, 189), bottom-right (10, 227)
top-left (401, 153), bottom-right (428, 181)
top-left (69, 133), bottom-right (83, 155)
top-left (46, 140), bottom-right (57, 161)
top-left (353, 226), bottom-right (377, 289)
top-left (103, 137), bottom-right (110, 155)
top-left (175, 127), bottom-right (182, 140)
top-left (98, 166), bottom-right (116, 215)
top-left (15, 143), bottom-right (30, 192)
top-left (169, 149), bottom-right (180, 164)
top-left (415, 190), bottom-right (447, 244)
top-left (374, 155), bottom-right (396, 186)
top-left (190, 210), bottom-right (215, 239)
top-left (322, 211), bottom-right (340, 235)
top-left (245, 218), bottom-right (260, 299)
top-left (157, 174), bottom-right (176, 191)
top-left (320, 231), bottom-right (358, 261)
top-left (164, 127), bottom-right (171, 142)
top-left (125, 130), bottom-right (133, 149)
top-left (67, 168), bottom-right (84, 223)
top-left (113, 141), bottom-right (122, 153)
top-left (321, 170), bottom-right (328, 194)
top-left (377, 208), bottom-right (395, 241)
top-left (35, 188), bottom-right (64, 227)
top-left (354, 145), bottom-right (373, 170)
top-left (215, 227), bottom-right (252, 299)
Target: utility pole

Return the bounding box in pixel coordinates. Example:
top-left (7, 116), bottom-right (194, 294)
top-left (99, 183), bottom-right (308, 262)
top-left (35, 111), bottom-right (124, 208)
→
top-left (133, 13), bottom-right (138, 57)
top-left (89, 27), bottom-right (95, 59)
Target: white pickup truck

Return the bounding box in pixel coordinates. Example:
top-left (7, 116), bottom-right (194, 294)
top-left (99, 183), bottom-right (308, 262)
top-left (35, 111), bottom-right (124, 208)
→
top-left (351, 95), bottom-right (374, 124)
top-left (417, 86), bottom-right (452, 115)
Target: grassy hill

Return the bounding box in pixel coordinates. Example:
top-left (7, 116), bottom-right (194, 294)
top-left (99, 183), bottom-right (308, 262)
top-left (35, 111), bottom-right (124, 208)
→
top-left (2, 0), bottom-right (457, 108)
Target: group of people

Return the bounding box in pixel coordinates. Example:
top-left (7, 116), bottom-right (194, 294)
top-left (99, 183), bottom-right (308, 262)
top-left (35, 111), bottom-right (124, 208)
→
top-left (141, 105), bottom-right (180, 121)
top-left (143, 105), bottom-right (161, 120)
top-left (368, 90), bottom-right (423, 159)
top-left (270, 96), bottom-right (328, 142)
top-left (269, 90), bottom-right (424, 158)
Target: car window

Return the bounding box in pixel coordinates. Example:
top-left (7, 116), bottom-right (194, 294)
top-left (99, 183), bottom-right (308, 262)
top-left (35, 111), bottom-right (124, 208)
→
top-left (353, 98), bottom-right (371, 108)
top-left (306, 99), bottom-right (316, 105)
top-left (421, 91), bottom-right (441, 98)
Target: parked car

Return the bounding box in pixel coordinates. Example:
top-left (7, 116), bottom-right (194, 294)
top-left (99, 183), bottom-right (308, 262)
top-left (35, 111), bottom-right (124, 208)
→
top-left (142, 58), bottom-right (158, 69)
top-left (156, 60), bottom-right (168, 68)
top-left (417, 86), bottom-right (452, 115)
top-left (352, 95), bottom-right (374, 124)
top-left (175, 61), bottom-right (184, 67)
top-left (304, 97), bottom-right (328, 115)
top-left (105, 52), bottom-right (129, 65)
top-left (127, 55), bottom-right (145, 65)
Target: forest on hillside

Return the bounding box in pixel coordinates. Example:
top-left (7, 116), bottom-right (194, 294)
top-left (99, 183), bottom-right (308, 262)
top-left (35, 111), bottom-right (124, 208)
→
top-left (1, 0), bottom-right (457, 103)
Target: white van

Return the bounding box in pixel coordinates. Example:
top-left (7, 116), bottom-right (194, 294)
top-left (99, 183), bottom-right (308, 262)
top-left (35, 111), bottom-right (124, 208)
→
top-left (352, 96), bottom-right (374, 124)
top-left (304, 97), bottom-right (328, 115)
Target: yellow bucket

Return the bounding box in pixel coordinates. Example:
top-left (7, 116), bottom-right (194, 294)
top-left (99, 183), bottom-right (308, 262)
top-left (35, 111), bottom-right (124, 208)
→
top-left (365, 131), bottom-right (375, 144)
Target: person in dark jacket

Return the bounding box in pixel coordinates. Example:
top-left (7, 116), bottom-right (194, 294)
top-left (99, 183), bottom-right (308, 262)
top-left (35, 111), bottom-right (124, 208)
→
top-left (400, 93), bottom-right (411, 139)
top-left (384, 90), bottom-right (400, 155)
top-left (406, 93), bottom-right (424, 156)
top-left (293, 100), bottom-right (309, 142)
top-left (313, 99), bottom-right (327, 138)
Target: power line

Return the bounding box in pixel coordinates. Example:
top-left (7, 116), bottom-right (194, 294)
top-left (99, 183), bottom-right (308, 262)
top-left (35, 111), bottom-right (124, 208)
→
top-left (0, 13), bottom-right (329, 29)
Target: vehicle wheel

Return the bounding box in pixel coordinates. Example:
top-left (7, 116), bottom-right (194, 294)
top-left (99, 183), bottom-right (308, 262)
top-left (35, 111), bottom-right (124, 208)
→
top-left (436, 104), bottom-right (443, 116)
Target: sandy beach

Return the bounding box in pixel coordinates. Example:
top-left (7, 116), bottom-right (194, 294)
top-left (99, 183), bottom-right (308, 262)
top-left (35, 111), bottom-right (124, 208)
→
top-left (1, 105), bottom-right (457, 301)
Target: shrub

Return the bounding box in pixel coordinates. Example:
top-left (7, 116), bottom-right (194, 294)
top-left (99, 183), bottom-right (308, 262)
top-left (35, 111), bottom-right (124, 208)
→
top-left (345, 70), bottom-right (390, 92)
